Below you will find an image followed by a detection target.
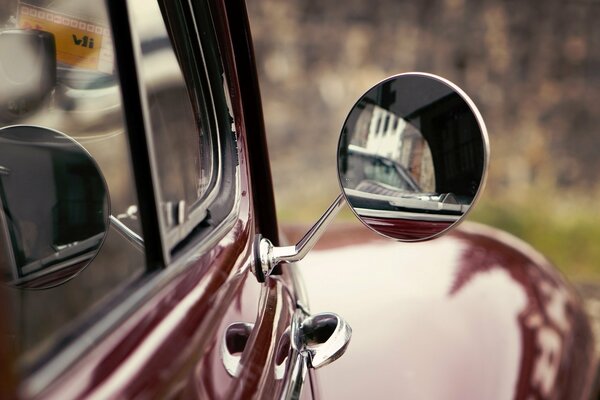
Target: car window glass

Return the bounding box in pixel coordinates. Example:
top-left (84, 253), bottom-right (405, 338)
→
top-left (0, 0), bottom-right (225, 365)
top-left (0, 0), bottom-right (146, 362)
top-left (130, 0), bottom-right (218, 247)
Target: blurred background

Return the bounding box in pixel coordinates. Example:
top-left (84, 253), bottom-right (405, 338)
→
top-left (246, 0), bottom-right (600, 283)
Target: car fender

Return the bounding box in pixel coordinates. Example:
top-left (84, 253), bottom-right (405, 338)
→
top-left (291, 221), bottom-right (597, 399)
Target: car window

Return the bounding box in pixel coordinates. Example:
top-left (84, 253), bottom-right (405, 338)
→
top-left (131, 0), bottom-right (218, 247)
top-left (0, 0), bottom-right (232, 368)
top-left (0, 0), bottom-right (147, 363)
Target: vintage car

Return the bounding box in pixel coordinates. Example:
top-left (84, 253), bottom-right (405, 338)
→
top-left (0, 0), bottom-right (597, 399)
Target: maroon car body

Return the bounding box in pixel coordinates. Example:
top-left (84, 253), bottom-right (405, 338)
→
top-left (298, 222), bottom-right (597, 399)
top-left (359, 215), bottom-right (453, 241)
top-left (0, 0), bottom-right (596, 399)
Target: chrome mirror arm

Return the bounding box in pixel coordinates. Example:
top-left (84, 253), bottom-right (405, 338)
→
top-left (109, 215), bottom-right (144, 251)
top-left (254, 194), bottom-right (345, 282)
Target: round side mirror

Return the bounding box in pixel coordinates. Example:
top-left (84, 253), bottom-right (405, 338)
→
top-left (337, 73), bottom-right (489, 241)
top-left (0, 125), bottom-right (109, 288)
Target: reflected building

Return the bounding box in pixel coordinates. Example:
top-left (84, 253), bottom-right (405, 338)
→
top-left (350, 101), bottom-right (435, 192)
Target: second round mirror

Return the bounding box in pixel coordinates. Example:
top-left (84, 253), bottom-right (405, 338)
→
top-left (0, 125), bottom-right (109, 288)
top-left (337, 73), bottom-right (489, 241)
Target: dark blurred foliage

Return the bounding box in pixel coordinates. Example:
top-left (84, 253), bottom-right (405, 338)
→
top-left (247, 0), bottom-right (600, 213)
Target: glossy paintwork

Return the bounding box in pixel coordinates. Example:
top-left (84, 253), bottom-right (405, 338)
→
top-left (297, 221), bottom-right (596, 399)
top-left (359, 215), bottom-right (452, 241)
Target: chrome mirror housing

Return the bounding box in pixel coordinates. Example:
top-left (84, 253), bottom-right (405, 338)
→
top-left (255, 73), bottom-right (489, 279)
top-left (337, 72), bottom-right (489, 241)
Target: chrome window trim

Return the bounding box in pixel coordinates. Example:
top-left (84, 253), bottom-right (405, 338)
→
top-left (161, 16), bottom-right (224, 252)
top-left (128, 0), bottom-right (227, 262)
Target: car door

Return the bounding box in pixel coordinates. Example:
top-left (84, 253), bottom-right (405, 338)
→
top-left (0, 0), bottom-right (307, 398)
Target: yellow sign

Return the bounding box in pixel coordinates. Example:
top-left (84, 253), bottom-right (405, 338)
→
top-left (17, 3), bottom-right (114, 74)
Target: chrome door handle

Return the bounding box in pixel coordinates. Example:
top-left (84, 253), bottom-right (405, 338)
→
top-left (295, 312), bottom-right (351, 369)
top-left (282, 310), bottom-right (352, 399)
top-left (221, 322), bottom-right (254, 377)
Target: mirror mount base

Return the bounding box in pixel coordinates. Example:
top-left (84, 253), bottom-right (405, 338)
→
top-left (253, 194), bottom-right (345, 283)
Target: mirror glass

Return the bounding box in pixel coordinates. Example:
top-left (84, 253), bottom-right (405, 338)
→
top-left (0, 125), bottom-right (109, 288)
top-left (337, 73), bottom-right (488, 241)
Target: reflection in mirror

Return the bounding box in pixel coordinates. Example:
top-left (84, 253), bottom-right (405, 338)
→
top-left (0, 29), bottom-right (57, 122)
top-left (337, 73), bottom-right (488, 241)
top-left (0, 125), bottom-right (109, 288)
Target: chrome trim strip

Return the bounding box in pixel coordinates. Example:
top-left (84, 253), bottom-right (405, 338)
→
top-left (281, 352), bottom-right (308, 400)
top-left (281, 309), bottom-right (309, 400)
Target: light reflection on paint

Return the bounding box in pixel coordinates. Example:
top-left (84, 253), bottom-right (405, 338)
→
top-left (298, 237), bottom-right (525, 399)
